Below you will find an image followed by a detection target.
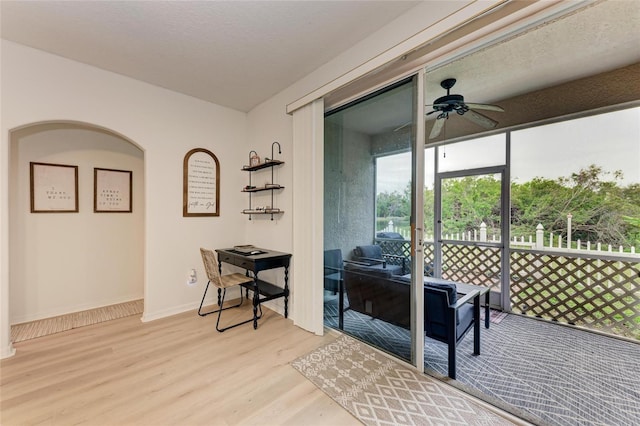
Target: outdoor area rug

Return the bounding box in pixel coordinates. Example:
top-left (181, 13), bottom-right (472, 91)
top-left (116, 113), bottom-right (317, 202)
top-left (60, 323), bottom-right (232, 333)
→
top-left (292, 334), bottom-right (516, 425)
top-left (324, 296), bottom-right (640, 426)
top-left (11, 299), bottom-right (144, 342)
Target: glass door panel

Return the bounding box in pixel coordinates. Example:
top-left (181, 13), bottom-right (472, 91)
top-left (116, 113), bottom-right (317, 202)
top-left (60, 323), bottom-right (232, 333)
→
top-left (323, 77), bottom-right (418, 364)
top-left (437, 170), bottom-right (504, 304)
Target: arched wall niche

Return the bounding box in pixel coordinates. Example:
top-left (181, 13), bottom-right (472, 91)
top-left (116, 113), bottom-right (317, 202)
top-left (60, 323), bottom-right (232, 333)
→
top-left (8, 120), bottom-right (145, 325)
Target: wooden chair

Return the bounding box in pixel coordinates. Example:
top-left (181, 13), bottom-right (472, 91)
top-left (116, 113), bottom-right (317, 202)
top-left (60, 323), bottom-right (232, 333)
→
top-left (198, 248), bottom-right (256, 332)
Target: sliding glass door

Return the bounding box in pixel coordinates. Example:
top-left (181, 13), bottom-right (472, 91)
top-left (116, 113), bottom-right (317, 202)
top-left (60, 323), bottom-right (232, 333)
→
top-left (323, 76), bottom-right (424, 365)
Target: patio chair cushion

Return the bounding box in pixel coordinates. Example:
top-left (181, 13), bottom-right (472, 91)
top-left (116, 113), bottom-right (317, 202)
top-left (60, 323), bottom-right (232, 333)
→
top-left (456, 304), bottom-right (475, 338)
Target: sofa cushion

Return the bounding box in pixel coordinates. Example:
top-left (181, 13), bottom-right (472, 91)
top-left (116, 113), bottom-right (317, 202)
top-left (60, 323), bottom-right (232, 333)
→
top-left (354, 244), bottom-right (383, 259)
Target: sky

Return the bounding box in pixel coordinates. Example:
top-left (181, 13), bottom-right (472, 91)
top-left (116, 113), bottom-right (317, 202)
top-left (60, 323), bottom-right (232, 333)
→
top-left (377, 107), bottom-right (640, 193)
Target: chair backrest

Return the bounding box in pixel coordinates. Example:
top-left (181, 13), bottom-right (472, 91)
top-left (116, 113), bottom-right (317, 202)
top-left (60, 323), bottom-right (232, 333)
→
top-left (323, 249), bottom-right (343, 276)
top-left (423, 282), bottom-right (457, 341)
top-left (200, 248), bottom-right (223, 288)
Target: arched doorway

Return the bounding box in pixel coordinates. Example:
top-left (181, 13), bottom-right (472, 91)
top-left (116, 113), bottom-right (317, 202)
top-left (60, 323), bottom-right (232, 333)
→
top-left (8, 121), bottom-right (145, 341)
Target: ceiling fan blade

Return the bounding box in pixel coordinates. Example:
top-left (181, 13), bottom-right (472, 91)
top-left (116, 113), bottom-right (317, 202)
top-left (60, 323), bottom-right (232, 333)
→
top-left (465, 102), bottom-right (504, 112)
top-left (429, 118), bottom-right (445, 139)
top-left (463, 109), bottom-right (499, 129)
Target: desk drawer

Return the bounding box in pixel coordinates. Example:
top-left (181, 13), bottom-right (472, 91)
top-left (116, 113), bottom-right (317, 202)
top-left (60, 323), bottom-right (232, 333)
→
top-left (236, 259), bottom-right (253, 270)
top-left (218, 253), bottom-right (236, 265)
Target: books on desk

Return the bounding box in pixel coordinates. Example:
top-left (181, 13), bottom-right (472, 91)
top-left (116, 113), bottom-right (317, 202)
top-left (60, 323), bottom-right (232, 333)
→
top-left (233, 245), bottom-right (266, 256)
top-left (233, 245), bottom-right (256, 254)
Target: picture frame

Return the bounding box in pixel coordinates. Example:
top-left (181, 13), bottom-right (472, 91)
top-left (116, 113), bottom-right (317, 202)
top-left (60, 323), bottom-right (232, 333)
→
top-left (30, 162), bottom-right (79, 213)
top-left (94, 168), bottom-right (133, 213)
top-left (183, 148), bottom-right (220, 217)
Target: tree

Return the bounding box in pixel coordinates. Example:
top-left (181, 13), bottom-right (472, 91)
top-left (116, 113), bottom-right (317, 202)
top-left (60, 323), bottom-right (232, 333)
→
top-left (511, 165), bottom-right (640, 246)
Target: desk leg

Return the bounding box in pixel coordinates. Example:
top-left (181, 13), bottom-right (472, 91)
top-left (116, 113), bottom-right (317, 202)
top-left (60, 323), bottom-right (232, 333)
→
top-left (252, 274), bottom-right (260, 330)
top-left (284, 266), bottom-right (290, 318)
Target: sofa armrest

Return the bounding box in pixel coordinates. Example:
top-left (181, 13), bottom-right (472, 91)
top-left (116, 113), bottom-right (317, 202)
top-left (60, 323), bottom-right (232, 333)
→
top-left (354, 257), bottom-right (387, 267)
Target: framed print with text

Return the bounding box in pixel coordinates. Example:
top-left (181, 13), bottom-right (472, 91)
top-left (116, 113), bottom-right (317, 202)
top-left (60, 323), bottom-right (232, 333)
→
top-left (30, 162), bottom-right (79, 213)
top-left (94, 168), bottom-right (132, 213)
top-left (183, 148), bottom-right (220, 217)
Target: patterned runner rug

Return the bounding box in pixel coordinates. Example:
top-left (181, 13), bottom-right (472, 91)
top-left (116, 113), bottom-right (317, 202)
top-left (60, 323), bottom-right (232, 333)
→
top-left (292, 334), bottom-right (516, 426)
top-left (11, 299), bottom-right (144, 342)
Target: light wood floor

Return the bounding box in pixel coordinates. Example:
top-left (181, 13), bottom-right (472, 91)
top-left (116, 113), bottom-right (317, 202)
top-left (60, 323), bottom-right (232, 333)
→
top-left (1, 304), bottom-right (361, 426)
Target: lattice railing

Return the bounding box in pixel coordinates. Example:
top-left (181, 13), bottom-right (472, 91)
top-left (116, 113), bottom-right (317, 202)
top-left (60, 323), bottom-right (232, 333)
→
top-left (376, 239), bottom-right (436, 275)
top-left (511, 249), bottom-right (640, 340)
top-left (441, 244), bottom-right (501, 287)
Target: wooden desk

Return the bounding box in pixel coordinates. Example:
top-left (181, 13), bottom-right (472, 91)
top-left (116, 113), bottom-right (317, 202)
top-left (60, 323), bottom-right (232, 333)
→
top-left (216, 248), bottom-right (291, 329)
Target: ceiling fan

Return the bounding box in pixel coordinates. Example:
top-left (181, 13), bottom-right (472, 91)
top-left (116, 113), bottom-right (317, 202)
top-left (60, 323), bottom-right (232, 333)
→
top-left (427, 78), bottom-right (504, 139)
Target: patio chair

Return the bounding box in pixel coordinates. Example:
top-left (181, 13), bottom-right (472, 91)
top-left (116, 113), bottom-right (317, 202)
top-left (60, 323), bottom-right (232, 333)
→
top-left (324, 249), bottom-right (345, 329)
top-left (324, 249), bottom-right (343, 293)
top-left (424, 281), bottom-right (480, 380)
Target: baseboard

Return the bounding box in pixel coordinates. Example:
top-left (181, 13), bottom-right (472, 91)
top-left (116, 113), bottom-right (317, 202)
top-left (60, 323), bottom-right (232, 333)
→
top-left (11, 295), bottom-right (143, 325)
top-left (1, 343), bottom-right (16, 359)
top-left (141, 301), bottom-right (198, 323)
top-left (141, 295), bottom-right (284, 323)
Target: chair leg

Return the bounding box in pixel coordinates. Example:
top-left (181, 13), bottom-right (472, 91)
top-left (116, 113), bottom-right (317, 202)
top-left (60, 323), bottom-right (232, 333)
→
top-left (448, 340), bottom-right (457, 380)
top-left (215, 288), bottom-right (263, 333)
top-left (198, 280), bottom-right (244, 317)
top-left (447, 313), bottom-right (457, 380)
top-left (474, 295), bottom-right (481, 355)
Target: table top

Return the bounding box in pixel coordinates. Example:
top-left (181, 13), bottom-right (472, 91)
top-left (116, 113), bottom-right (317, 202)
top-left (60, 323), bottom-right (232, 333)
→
top-left (401, 274), bottom-right (492, 296)
top-left (217, 247), bottom-right (291, 260)
top-left (424, 276), bottom-right (491, 296)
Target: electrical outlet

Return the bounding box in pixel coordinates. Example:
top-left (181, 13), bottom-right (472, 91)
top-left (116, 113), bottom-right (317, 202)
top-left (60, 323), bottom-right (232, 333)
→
top-left (187, 269), bottom-right (197, 286)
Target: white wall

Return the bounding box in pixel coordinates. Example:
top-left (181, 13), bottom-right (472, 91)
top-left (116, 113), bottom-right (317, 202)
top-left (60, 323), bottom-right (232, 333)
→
top-left (1, 0), bottom-right (513, 356)
top-left (1, 40), bottom-right (249, 356)
top-left (10, 124), bottom-right (144, 323)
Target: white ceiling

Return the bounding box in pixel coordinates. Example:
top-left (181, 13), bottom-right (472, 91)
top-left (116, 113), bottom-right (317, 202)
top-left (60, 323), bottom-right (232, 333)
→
top-left (0, 0), bottom-right (420, 112)
top-left (332, 0), bottom-right (640, 136)
top-left (2, 0), bottom-right (638, 119)
top-left (424, 0), bottom-right (640, 106)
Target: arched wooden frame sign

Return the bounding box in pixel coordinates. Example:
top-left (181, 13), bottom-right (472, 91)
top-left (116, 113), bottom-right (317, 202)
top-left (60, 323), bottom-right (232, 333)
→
top-left (183, 148), bottom-right (220, 217)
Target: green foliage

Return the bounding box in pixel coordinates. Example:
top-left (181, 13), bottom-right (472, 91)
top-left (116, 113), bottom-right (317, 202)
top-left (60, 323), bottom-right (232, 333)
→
top-left (512, 165), bottom-right (640, 246)
top-left (376, 165), bottom-right (640, 247)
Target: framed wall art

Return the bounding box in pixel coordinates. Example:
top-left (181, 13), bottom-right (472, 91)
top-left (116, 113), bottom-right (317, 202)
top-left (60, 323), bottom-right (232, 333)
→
top-left (94, 168), bottom-right (133, 213)
top-left (183, 148), bottom-right (220, 217)
top-left (30, 162), bottom-right (79, 213)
